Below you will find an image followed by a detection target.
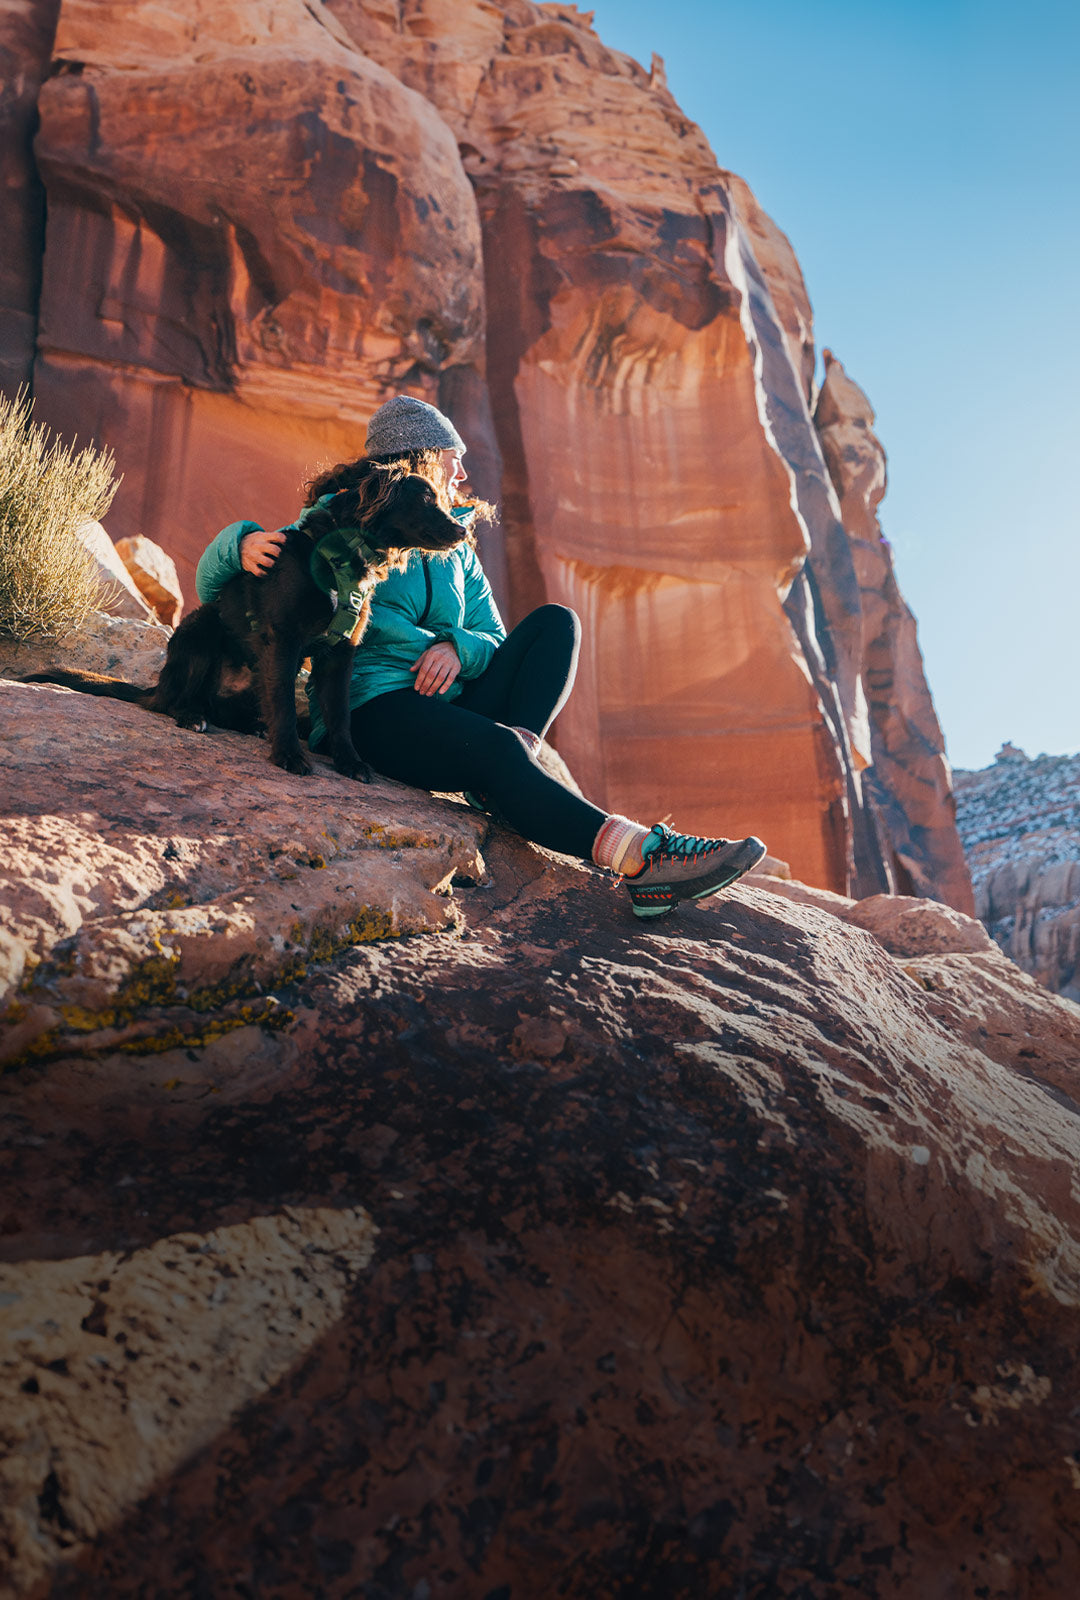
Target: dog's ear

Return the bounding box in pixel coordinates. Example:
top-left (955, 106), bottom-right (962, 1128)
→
top-left (357, 469), bottom-right (446, 542)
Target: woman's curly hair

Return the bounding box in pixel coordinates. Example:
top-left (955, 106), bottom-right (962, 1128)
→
top-left (302, 449), bottom-right (494, 547)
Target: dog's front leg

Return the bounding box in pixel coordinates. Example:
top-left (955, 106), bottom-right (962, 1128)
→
top-left (257, 632), bottom-right (311, 775)
top-left (310, 636), bottom-right (372, 782)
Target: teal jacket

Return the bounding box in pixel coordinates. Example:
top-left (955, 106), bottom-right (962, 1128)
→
top-left (194, 520), bottom-right (506, 749)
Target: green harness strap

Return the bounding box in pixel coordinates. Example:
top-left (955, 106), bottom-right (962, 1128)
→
top-left (301, 498), bottom-right (384, 648)
top-left (243, 492), bottom-right (472, 648)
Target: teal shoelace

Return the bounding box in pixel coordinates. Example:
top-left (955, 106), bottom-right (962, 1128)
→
top-left (643, 826), bottom-right (727, 867)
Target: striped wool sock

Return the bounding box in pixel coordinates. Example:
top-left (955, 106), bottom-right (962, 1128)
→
top-left (592, 814), bottom-right (650, 876)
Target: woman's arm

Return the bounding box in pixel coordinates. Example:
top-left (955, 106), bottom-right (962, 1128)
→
top-left (194, 521), bottom-right (288, 603)
top-left (435, 546), bottom-right (506, 679)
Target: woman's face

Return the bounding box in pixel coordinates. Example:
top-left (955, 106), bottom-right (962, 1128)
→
top-left (439, 449), bottom-right (467, 495)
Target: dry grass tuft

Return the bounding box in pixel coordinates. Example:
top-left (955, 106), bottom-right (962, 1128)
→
top-left (0, 390), bottom-right (121, 640)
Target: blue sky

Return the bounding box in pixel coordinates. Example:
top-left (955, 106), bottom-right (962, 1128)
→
top-left (591, 0), bottom-right (1079, 769)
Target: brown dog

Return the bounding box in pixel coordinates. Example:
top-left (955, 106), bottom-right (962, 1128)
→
top-left (26, 464), bottom-right (467, 782)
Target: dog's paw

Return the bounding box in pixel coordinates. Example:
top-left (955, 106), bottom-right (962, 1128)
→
top-left (328, 741), bottom-right (373, 783)
top-left (335, 757), bottom-right (373, 784)
top-left (274, 751), bottom-right (313, 776)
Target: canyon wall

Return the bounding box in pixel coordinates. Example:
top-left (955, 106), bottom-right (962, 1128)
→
top-left (955, 745), bottom-right (1080, 1002)
top-left (813, 351), bottom-right (973, 909)
top-left (1, 0), bottom-right (970, 904)
top-left (0, 0), bottom-right (61, 393)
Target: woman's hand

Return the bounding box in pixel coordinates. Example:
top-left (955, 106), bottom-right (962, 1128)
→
top-left (410, 640), bottom-right (462, 697)
top-left (240, 528), bottom-right (288, 576)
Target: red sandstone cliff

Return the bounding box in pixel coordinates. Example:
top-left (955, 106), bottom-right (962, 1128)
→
top-left (1, 0), bottom-right (970, 907)
top-left (814, 351), bottom-right (973, 911)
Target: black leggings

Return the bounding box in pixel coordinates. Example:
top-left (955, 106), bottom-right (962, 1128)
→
top-left (351, 605), bottom-right (608, 859)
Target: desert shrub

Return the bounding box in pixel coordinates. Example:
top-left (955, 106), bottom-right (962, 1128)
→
top-left (0, 390), bottom-right (120, 639)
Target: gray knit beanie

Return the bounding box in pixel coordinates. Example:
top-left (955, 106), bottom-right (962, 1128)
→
top-left (365, 395), bottom-right (465, 458)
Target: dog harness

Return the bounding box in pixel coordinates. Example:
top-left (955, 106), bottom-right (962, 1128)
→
top-left (300, 496), bottom-right (386, 648)
top-left (302, 495), bottom-right (474, 647)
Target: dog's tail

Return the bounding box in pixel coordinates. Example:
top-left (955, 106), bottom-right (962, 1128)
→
top-left (21, 668), bottom-right (152, 704)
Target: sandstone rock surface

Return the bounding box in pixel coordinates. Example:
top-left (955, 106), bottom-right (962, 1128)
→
top-left (955, 746), bottom-right (1080, 1001)
top-left (1, 0), bottom-right (969, 905)
top-left (1, 1204), bottom-right (377, 1589)
top-left (2, 678), bottom-right (1080, 1597)
top-left (0, 608), bottom-right (170, 684)
top-left (0, 679), bottom-right (485, 1064)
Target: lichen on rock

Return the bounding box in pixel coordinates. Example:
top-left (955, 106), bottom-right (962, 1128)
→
top-left (3, 668), bottom-right (1080, 1596)
top-left (0, 679), bottom-right (485, 1065)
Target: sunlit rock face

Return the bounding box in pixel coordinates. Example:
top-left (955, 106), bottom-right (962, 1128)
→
top-left (0, 0), bottom-right (60, 393)
top-left (814, 352), bottom-right (974, 913)
top-left (27, 0), bottom-right (491, 595)
top-left (6, 0), bottom-right (969, 900)
top-left (955, 745), bottom-right (1080, 1001)
top-left (325, 0), bottom-right (873, 893)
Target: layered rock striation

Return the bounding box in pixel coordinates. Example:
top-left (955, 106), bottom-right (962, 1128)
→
top-left (0, 0), bottom-right (60, 393)
top-left (2, 0), bottom-right (968, 904)
top-left (955, 744), bottom-right (1080, 1001)
top-left (813, 351), bottom-right (972, 911)
top-left (2, 678), bottom-right (1080, 1597)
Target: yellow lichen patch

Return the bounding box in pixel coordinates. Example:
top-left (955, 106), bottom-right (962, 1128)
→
top-left (5, 874), bottom-right (437, 1071)
top-left (58, 1003), bottom-right (118, 1032)
top-left (114, 953), bottom-right (182, 1013)
top-left (15, 954), bottom-right (41, 993)
top-left (20, 945), bottom-right (75, 986)
top-left (24, 946), bottom-right (183, 1042)
top-left (122, 1001), bottom-right (295, 1056)
top-left (186, 967), bottom-right (260, 1014)
top-left (361, 822), bottom-right (434, 851)
top-left (304, 907), bottom-right (399, 965)
top-left (5, 1026), bottom-right (60, 1066)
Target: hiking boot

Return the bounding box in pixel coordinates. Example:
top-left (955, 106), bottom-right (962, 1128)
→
top-left (624, 825), bottom-right (767, 920)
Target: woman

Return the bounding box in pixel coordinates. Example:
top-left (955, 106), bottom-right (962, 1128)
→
top-left (195, 395), bottom-right (766, 919)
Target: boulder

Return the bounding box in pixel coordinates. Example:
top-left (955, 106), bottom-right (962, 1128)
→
top-left (73, 520), bottom-right (153, 620)
top-left (2, 672), bottom-right (1080, 1596)
top-left (842, 892), bottom-right (994, 957)
top-left (114, 534), bottom-right (184, 626)
top-left (0, 679), bottom-right (485, 1062)
top-left (0, 609), bottom-right (170, 685)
